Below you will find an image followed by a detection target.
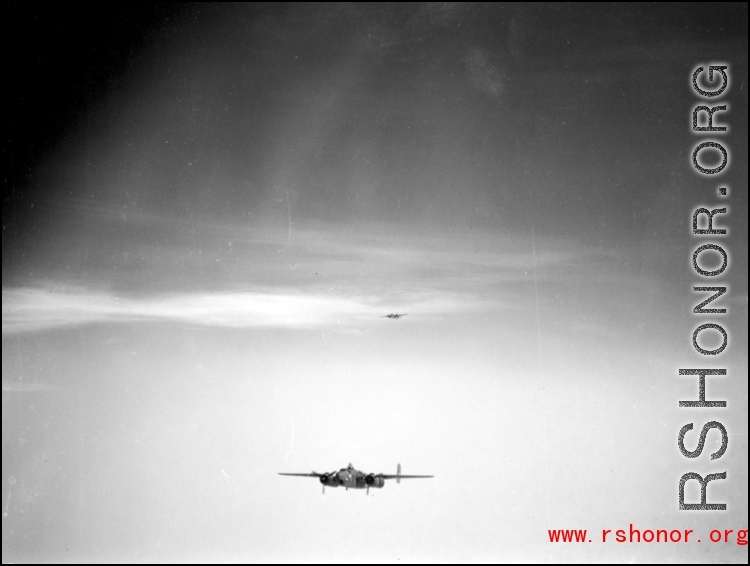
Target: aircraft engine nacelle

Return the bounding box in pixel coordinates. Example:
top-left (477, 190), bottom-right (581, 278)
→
top-left (365, 474), bottom-right (385, 489)
top-left (320, 474), bottom-right (340, 488)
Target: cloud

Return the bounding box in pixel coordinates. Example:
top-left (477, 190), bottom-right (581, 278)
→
top-left (465, 47), bottom-right (505, 100)
top-left (1, 285), bottom-right (480, 336)
top-left (2, 381), bottom-right (57, 393)
top-left (3, 206), bottom-right (598, 336)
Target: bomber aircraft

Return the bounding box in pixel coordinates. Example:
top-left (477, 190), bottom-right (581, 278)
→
top-left (279, 463), bottom-right (433, 494)
top-left (381, 313), bottom-right (407, 319)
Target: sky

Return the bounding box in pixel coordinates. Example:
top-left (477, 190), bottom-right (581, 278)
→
top-left (2, 3), bottom-right (748, 563)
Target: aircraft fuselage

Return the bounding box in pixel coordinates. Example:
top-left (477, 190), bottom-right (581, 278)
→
top-left (319, 465), bottom-right (385, 490)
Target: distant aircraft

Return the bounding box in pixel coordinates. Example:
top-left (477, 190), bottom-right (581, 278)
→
top-left (381, 313), bottom-right (407, 319)
top-left (279, 463), bottom-right (433, 494)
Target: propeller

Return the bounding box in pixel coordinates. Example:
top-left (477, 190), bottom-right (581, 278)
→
top-left (319, 470), bottom-right (338, 494)
top-left (319, 473), bottom-right (328, 495)
top-left (365, 474), bottom-right (380, 495)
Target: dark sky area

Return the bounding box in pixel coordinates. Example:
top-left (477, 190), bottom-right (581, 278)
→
top-left (6, 4), bottom-right (747, 248)
top-left (2, 3), bottom-right (748, 563)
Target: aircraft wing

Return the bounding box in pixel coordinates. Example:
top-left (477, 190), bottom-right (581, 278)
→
top-left (278, 472), bottom-right (326, 477)
top-left (380, 474), bottom-right (433, 479)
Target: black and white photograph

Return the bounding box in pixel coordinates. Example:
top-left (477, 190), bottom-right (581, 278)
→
top-left (3, 3), bottom-right (747, 563)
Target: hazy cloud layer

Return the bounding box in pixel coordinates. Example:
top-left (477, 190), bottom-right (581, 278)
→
top-left (2, 285), bottom-right (482, 335)
top-left (2, 382), bottom-right (57, 393)
top-left (4, 202), bottom-right (589, 336)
